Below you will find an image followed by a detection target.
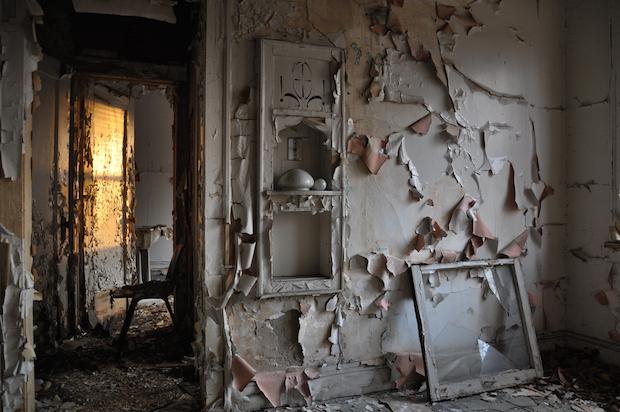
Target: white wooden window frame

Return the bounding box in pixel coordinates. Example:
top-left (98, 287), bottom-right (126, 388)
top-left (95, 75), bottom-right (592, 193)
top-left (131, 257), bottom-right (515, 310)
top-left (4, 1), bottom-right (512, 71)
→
top-left (410, 258), bottom-right (543, 402)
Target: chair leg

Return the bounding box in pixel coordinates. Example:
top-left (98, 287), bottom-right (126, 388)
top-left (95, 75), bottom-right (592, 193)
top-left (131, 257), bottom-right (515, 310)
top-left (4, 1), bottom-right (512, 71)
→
top-left (164, 297), bottom-right (176, 327)
top-left (118, 298), bottom-right (139, 343)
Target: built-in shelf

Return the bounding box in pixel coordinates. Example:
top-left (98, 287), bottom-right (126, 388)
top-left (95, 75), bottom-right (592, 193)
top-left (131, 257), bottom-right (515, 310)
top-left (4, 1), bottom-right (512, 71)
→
top-left (604, 240), bottom-right (620, 251)
top-left (266, 190), bottom-right (342, 196)
top-left (272, 108), bottom-right (333, 118)
top-left (257, 39), bottom-right (345, 297)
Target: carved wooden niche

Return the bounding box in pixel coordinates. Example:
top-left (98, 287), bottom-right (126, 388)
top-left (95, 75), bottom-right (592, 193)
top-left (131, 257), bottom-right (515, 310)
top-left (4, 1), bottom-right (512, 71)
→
top-left (257, 39), bottom-right (345, 298)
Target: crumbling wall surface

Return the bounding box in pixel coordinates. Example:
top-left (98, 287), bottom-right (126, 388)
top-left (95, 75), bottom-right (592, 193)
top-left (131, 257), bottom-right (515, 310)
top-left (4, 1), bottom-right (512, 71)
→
top-left (565, 0), bottom-right (620, 361)
top-left (0, 226), bottom-right (36, 411)
top-left (81, 84), bottom-right (136, 326)
top-left (31, 58), bottom-right (72, 349)
top-left (202, 0), bottom-right (567, 408)
top-left (0, 2), bottom-right (41, 409)
top-left (31, 60), bottom-right (61, 348)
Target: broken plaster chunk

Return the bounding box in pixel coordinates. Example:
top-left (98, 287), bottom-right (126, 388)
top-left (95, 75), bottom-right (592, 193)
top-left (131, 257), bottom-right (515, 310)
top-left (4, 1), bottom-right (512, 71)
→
top-left (363, 136), bottom-right (389, 175)
top-left (472, 211), bottom-right (496, 240)
top-left (347, 135), bottom-right (366, 156)
top-left (235, 272), bottom-right (257, 296)
top-left (413, 217), bottom-right (447, 252)
top-left (334, 306), bottom-right (344, 327)
top-left (347, 134), bottom-right (389, 174)
top-left (498, 230), bottom-right (528, 258)
top-left (408, 34), bottom-right (431, 62)
top-left (448, 12), bottom-right (481, 35)
top-left (409, 113), bottom-right (432, 135)
top-left (386, 255), bottom-right (408, 276)
top-left (437, 4), bottom-right (456, 20)
top-left (388, 352), bottom-right (426, 389)
top-left (284, 370), bottom-right (312, 401)
top-left (231, 355), bottom-right (256, 392)
top-left (437, 249), bottom-right (459, 263)
top-left (448, 194), bottom-right (477, 232)
top-left (366, 253), bottom-right (388, 277)
top-left (385, 132), bottom-right (424, 200)
top-left (374, 293), bottom-right (390, 311)
top-left (444, 122), bottom-right (460, 139)
top-left (304, 368), bottom-right (320, 380)
top-left (255, 371), bottom-right (287, 407)
top-left (325, 295), bottom-right (338, 312)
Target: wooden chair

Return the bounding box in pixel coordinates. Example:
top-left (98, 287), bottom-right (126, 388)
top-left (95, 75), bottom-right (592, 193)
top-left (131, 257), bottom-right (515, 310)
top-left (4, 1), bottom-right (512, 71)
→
top-left (111, 244), bottom-right (183, 344)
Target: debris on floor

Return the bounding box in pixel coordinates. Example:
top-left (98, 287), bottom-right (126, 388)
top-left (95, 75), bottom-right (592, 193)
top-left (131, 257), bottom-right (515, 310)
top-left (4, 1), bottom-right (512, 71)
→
top-left (35, 301), bottom-right (199, 412)
top-left (271, 383), bottom-right (607, 412)
top-left (269, 347), bottom-right (619, 412)
top-left (541, 346), bottom-right (620, 412)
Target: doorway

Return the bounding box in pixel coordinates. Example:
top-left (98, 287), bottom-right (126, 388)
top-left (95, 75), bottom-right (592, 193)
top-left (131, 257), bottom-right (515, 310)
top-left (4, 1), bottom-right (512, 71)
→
top-left (30, 1), bottom-right (202, 409)
top-left (33, 75), bottom-right (199, 410)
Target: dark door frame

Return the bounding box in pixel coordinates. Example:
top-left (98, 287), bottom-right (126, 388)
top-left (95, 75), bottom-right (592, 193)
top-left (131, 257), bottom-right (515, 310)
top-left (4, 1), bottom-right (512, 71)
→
top-left (66, 70), bottom-right (193, 336)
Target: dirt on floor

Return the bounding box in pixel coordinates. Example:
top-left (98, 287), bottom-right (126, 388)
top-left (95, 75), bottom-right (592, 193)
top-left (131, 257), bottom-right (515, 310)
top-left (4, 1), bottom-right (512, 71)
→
top-left (35, 305), bottom-right (620, 412)
top-left (272, 347), bottom-right (620, 412)
top-left (541, 346), bottom-right (620, 412)
top-left (35, 301), bottom-right (200, 412)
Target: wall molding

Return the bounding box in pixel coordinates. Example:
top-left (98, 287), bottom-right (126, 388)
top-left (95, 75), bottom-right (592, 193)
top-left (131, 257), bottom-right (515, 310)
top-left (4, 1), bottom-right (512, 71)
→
top-left (537, 330), bottom-right (620, 365)
top-left (234, 332), bottom-right (620, 410)
top-left (238, 363), bottom-right (393, 410)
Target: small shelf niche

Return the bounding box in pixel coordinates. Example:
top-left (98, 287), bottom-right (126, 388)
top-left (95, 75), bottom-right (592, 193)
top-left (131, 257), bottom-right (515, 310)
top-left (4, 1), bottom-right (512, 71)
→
top-left (273, 122), bottom-right (334, 191)
top-left (271, 211), bottom-right (331, 278)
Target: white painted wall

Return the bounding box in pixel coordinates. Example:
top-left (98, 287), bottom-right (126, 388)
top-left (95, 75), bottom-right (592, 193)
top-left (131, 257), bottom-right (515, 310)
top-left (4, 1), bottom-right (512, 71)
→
top-left (134, 90), bottom-right (174, 271)
top-left (565, 0), bottom-right (620, 362)
top-left (202, 0), bottom-right (570, 407)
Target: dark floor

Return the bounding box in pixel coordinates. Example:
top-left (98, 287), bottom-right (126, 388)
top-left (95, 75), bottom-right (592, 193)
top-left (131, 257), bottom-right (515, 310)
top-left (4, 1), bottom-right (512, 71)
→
top-left (35, 306), bottom-right (620, 412)
top-left (35, 301), bottom-right (200, 412)
top-left (272, 346), bottom-right (620, 412)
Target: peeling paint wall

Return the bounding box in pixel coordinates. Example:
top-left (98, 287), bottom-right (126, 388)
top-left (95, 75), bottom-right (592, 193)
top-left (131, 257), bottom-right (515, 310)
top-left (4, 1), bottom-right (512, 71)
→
top-left (83, 96), bottom-right (133, 325)
top-left (565, 0), bottom-right (620, 364)
top-left (31, 58), bottom-right (71, 348)
top-left (203, 0), bottom-right (567, 407)
top-left (0, 1), bottom-right (43, 409)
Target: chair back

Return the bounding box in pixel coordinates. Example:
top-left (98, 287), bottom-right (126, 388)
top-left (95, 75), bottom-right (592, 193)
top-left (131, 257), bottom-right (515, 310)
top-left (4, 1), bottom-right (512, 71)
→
top-left (165, 244), bottom-right (184, 283)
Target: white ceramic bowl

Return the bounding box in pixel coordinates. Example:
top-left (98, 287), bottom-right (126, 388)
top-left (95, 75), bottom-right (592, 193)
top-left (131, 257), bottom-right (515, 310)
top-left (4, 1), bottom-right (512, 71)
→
top-left (277, 168), bottom-right (315, 190)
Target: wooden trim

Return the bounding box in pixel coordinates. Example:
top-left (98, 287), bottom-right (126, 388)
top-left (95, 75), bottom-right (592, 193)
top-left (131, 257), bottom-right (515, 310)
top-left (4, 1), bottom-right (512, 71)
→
top-left (411, 259), bottom-right (542, 402)
top-left (513, 260), bottom-right (544, 376)
top-left (419, 258), bottom-right (515, 273)
top-left (256, 39), bottom-right (345, 297)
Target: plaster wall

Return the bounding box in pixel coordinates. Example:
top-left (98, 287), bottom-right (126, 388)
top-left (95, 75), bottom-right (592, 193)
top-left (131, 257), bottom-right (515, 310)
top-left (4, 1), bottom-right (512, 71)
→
top-left (134, 90), bottom-right (174, 270)
top-left (31, 59), bottom-right (71, 346)
top-left (0, 1), bottom-right (42, 409)
top-left (565, 0), bottom-right (620, 363)
top-left (203, 0), bottom-right (567, 408)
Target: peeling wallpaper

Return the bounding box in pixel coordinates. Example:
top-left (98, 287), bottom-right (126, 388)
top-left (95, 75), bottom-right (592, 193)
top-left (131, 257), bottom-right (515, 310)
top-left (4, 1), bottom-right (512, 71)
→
top-left (203, 0), bottom-right (568, 408)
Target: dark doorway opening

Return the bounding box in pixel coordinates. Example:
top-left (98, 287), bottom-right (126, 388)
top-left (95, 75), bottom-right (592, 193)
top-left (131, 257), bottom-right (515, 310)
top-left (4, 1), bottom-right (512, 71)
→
top-left (30, 2), bottom-right (202, 410)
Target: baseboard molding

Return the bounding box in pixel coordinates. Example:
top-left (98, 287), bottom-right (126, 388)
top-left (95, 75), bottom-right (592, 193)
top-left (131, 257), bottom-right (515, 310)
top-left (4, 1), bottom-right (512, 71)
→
top-left (537, 330), bottom-right (620, 365)
top-left (233, 332), bottom-right (619, 410)
top-left (237, 363), bottom-right (394, 410)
